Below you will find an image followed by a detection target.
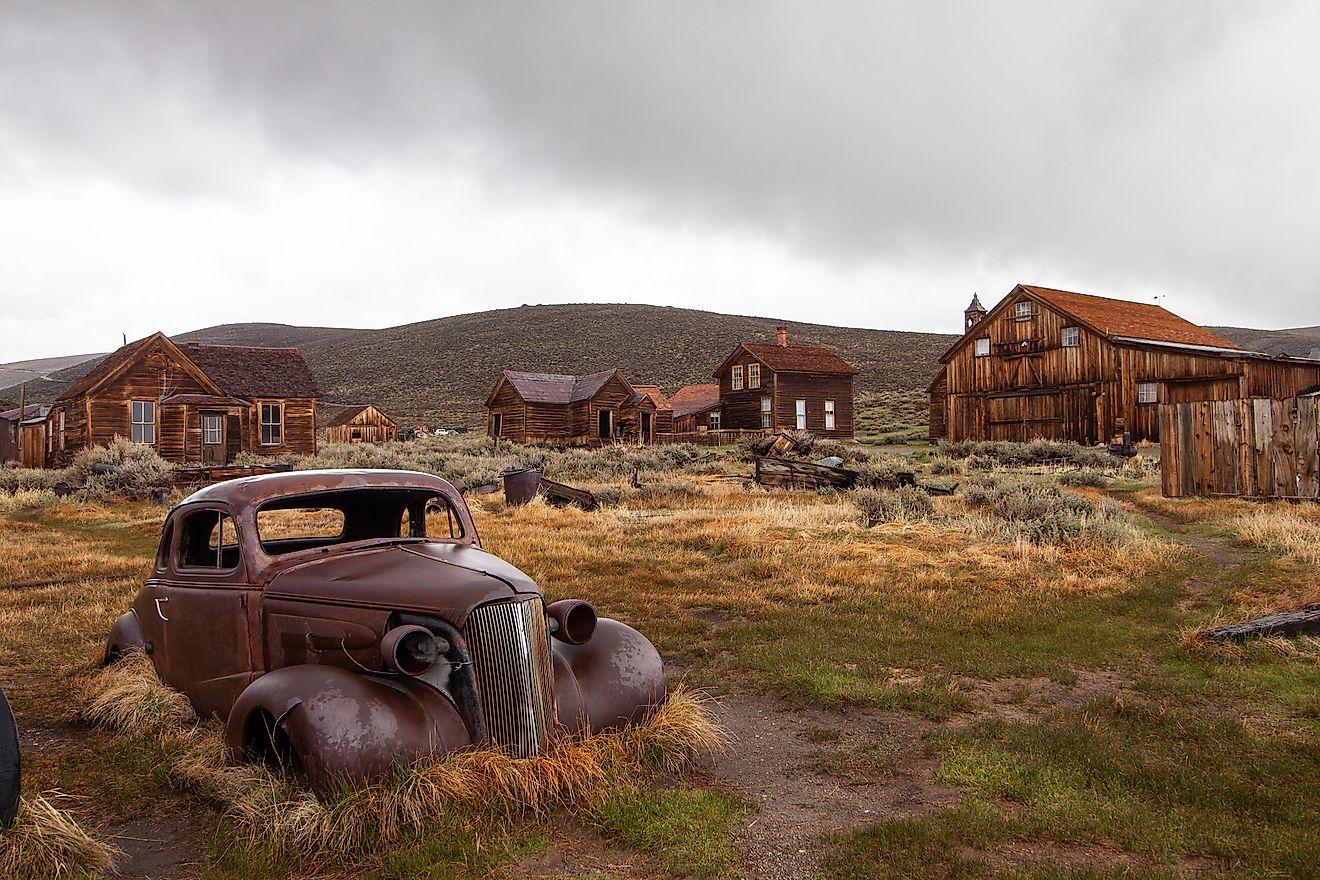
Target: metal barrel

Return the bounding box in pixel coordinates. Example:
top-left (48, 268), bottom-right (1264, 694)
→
top-left (502, 467), bottom-right (543, 506)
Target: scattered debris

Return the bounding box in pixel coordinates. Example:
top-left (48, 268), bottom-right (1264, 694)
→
top-left (502, 467), bottom-right (543, 506)
top-left (1203, 605), bottom-right (1320, 643)
top-left (540, 477), bottom-right (600, 511)
top-left (754, 456), bottom-right (858, 490)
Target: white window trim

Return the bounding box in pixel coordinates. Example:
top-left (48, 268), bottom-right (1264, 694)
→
top-left (58, 411), bottom-right (65, 450)
top-left (748, 363), bottom-right (761, 389)
top-left (824, 399), bottom-right (836, 431)
top-left (1062, 326), bottom-right (1080, 348)
top-left (708, 412), bottom-right (721, 430)
top-left (260, 402), bottom-right (284, 446)
top-left (795, 399), bottom-right (807, 430)
top-left (203, 415), bottom-right (223, 445)
top-left (131, 400), bottom-right (157, 445)
top-left (1015, 301), bottom-right (1034, 321)
top-left (1137, 383), bottom-right (1158, 404)
top-left (974, 337), bottom-right (991, 357)
top-left (731, 365), bottom-right (744, 391)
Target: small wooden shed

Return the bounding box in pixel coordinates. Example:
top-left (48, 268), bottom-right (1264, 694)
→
top-left (1, 404), bottom-right (48, 466)
top-left (324, 405), bottom-right (398, 444)
top-left (670, 384), bottom-right (722, 434)
top-left (1159, 391), bottom-right (1320, 499)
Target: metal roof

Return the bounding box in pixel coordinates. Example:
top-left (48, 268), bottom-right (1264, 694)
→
top-left (500, 369), bottom-right (623, 404)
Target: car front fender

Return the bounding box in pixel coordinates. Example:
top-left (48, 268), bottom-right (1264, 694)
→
top-left (552, 618), bottom-right (667, 733)
top-left (225, 664), bottom-right (472, 797)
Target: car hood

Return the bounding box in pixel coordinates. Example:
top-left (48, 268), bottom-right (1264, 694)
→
top-left (264, 541), bottom-right (541, 626)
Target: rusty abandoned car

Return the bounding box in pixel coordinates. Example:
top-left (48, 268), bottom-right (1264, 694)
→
top-left (104, 469), bottom-right (666, 795)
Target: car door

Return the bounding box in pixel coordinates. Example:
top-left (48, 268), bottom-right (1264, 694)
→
top-left (152, 503), bottom-right (256, 718)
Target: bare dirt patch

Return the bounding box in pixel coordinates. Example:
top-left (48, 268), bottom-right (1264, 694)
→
top-left (105, 812), bottom-right (206, 880)
top-left (967, 669), bottom-right (1130, 722)
top-left (516, 823), bottom-right (665, 879)
top-left (699, 693), bottom-right (961, 880)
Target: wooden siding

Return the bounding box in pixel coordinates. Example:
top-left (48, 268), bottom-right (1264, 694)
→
top-left (569, 373), bottom-right (635, 444)
top-left (1160, 397), bottom-right (1320, 499)
top-left (487, 380), bottom-right (532, 442)
top-left (326, 405), bottom-right (397, 444)
top-left (928, 372), bottom-right (947, 440)
top-left (718, 354), bottom-right (854, 438)
top-left (941, 288), bottom-right (1320, 444)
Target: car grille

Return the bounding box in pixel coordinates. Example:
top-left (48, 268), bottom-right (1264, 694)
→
top-left (463, 597), bottom-right (556, 756)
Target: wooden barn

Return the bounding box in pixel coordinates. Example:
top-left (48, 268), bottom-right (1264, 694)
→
top-left (714, 328), bottom-right (857, 438)
top-left (486, 369), bottom-right (654, 446)
top-left (1, 403), bottom-right (49, 467)
top-left (670, 384), bottom-right (722, 434)
top-left (42, 332), bottom-right (321, 468)
top-left (324, 405), bottom-right (398, 444)
top-left (931, 285), bottom-right (1320, 444)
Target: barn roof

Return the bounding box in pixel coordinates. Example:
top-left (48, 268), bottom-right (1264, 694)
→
top-left (179, 343), bottom-right (322, 398)
top-left (499, 369), bottom-right (624, 404)
top-left (1019, 286), bottom-right (1240, 349)
top-left (670, 384), bottom-right (721, 418)
top-left (717, 342), bottom-right (859, 377)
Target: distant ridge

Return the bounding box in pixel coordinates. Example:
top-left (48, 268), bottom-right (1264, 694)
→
top-left (1210, 325), bottom-right (1320, 358)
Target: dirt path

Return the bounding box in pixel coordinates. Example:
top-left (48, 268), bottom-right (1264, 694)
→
top-left (1138, 508), bottom-right (1247, 610)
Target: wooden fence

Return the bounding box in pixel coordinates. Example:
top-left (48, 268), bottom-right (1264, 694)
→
top-left (653, 429), bottom-right (769, 446)
top-left (1159, 397), bottom-right (1320, 498)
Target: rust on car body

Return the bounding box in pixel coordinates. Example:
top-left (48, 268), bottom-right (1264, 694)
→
top-left (105, 469), bottom-right (666, 795)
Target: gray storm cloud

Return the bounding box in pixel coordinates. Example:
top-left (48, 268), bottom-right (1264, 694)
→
top-left (1, 0), bottom-right (1316, 326)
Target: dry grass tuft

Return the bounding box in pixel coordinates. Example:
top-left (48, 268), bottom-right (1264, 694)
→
top-left (0, 793), bottom-right (121, 879)
top-left (1225, 508), bottom-right (1320, 565)
top-left (80, 651), bottom-right (196, 734)
top-left (83, 653), bottom-right (724, 859)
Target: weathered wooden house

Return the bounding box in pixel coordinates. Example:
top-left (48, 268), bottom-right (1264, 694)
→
top-left (930, 285), bottom-right (1320, 444)
top-left (486, 369), bottom-right (654, 446)
top-left (624, 386), bottom-right (673, 442)
top-left (1, 404), bottom-right (49, 467)
top-left (42, 332), bottom-right (321, 468)
top-left (714, 328), bottom-right (857, 438)
top-left (324, 405), bottom-right (398, 444)
top-left (670, 384), bottom-right (722, 434)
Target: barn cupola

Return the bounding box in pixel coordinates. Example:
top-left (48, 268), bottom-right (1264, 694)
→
top-left (776, 326), bottom-right (788, 347)
top-left (964, 294), bottom-right (987, 331)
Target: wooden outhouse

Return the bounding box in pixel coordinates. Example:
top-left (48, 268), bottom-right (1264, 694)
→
top-left (932, 285), bottom-right (1320, 444)
top-left (713, 328), bottom-right (857, 438)
top-left (42, 332), bottom-right (321, 468)
top-left (1, 404), bottom-right (48, 466)
top-left (324, 405), bottom-right (398, 444)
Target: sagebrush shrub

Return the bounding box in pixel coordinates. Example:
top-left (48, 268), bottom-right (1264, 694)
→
top-left (854, 486), bottom-right (934, 526)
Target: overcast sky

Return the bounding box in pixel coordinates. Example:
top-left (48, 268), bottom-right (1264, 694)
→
top-left (1, 1), bottom-right (1317, 361)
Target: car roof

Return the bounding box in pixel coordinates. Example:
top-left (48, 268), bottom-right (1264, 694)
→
top-left (180, 469), bottom-right (460, 511)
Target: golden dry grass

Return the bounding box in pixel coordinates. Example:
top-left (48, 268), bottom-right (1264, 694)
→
top-left (1224, 507), bottom-right (1320, 566)
top-left (83, 652), bottom-right (724, 860)
top-left (0, 793), bottom-right (121, 880)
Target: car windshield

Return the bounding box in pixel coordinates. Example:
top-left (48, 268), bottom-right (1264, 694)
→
top-left (255, 488), bottom-right (464, 555)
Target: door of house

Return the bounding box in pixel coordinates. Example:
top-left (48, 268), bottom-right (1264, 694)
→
top-left (202, 413), bottom-right (225, 465)
top-left (795, 399), bottom-right (807, 430)
top-left (598, 409), bottom-right (613, 440)
top-left (640, 411), bottom-right (652, 443)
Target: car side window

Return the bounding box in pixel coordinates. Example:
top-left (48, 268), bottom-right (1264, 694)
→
top-left (177, 509), bottom-right (240, 571)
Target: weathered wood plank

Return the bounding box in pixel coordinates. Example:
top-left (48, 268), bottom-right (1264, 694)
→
top-left (1297, 396), bottom-right (1319, 499)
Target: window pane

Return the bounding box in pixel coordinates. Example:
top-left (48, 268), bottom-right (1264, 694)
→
top-left (761, 397), bottom-right (772, 412)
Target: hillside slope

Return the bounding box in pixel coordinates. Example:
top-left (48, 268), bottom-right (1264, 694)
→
top-left (0, 352), bottom-right (106, 393)
top-left (299, 303), bottom-right (957, 425)
top-left (1212, 325), bottom-right (1320, 358)
top-left (174, 322), bottom-right (363, 348)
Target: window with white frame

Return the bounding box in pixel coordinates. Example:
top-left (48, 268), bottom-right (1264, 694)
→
top-left (708, 412), bottom-right (721, 430)
top-left (795, 399), bottom-right (807, 430)
top-left (1062, 326), bottom-right (1080, 347)
top-left (131, 400), bottom-right (156, 444)
top-left (760, 396), bottom-right (772, 428)
top-left (1015, 301), bottom-right (1034, 321)
top-left (1137, 382), bottom-right (1158, 404)
top-left (748, 363), bottom-right (761, 389)
top-left (731, 365), bottom-right (744, 391)
top-left (260, 402), bottom-right (283, 445)
top-left (58, 411), bottom-right (65, 450)
top-left (824, 399), bottom-right (836, 430)
top-left (203, 415), bottom-right (223, 445)
top-left (974, 337), bottom-right (991, 357)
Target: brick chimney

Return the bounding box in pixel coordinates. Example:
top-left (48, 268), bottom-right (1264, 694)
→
top-left (776, 326), bottom-right (788, 347)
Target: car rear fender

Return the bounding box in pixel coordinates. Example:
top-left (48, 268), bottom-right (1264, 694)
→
top-left (105, 610), bottom-right (145, 664)
top-left (225, 664), bottom-right (472, 797)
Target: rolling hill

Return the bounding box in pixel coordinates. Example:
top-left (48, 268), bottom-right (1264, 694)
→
top-left (1211, 325), bottom-right (1320, 358)
top-left (296, 304), bottom-right (958, 425)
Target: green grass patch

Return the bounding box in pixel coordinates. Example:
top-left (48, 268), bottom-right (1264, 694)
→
top-left (590, 788), bottom-right (748, 880)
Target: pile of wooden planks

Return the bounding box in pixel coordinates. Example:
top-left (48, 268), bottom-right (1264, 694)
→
top-left (753, 455), bottom-right (858, 490)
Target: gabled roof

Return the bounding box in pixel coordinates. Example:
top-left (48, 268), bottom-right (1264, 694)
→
top-left (179, 343), bottom-right (322, 398)
top-left (323, 404), bottom-right (396, 428)
top-left (629, 385), bottom-right (673, 411)
top-left (715, 343), bottom-right (858, 377)
top-left (670, 384), bottom-right (721, 418)
top-left (942, 284), bottom-right (1241, 362)
top-left (494, 369), bottom-right (627, 405)
top-left (57, 332), bottom-right (225, 402)
top-left (1020, 286), bottom-right (1240, 349)
top-left (0, 403), bottom-right (49, 422)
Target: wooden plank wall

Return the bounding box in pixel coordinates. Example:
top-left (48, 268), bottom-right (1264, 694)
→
top-left (1160, 397), bottom-right (1320, 498)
